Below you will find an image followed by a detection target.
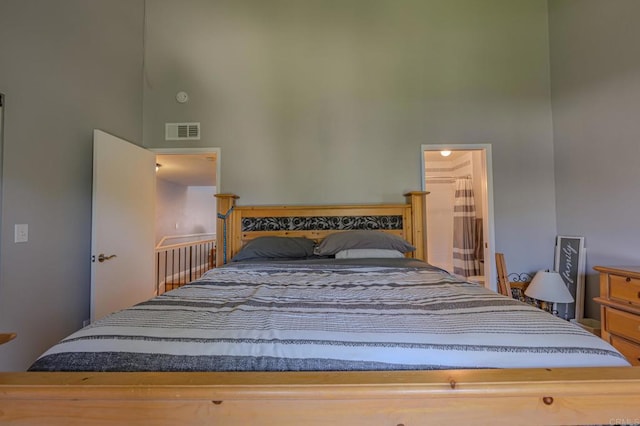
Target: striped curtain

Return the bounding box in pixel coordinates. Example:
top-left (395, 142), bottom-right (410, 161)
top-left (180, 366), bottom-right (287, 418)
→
top-left (452, 178), bottom-right (479, 277)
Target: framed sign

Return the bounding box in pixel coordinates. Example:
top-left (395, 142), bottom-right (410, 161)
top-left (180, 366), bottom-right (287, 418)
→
top-left (554, 236), bottom-right (586, 320)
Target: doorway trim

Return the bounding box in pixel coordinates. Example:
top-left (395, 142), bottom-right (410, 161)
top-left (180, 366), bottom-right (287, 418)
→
top-left (421, 144), bottom-right (496, 291)
top-left (0, 94), bottom-right (4, 275)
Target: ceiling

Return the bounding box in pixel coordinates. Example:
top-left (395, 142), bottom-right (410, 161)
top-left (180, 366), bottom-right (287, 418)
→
top-left (424, 150), bottom-right (468, 162)
top-left (155, 153), bottom-right (217, 187)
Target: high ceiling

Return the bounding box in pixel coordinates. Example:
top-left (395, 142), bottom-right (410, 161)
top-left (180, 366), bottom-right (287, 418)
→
top-left (155, 153), bottom-right (217, 187)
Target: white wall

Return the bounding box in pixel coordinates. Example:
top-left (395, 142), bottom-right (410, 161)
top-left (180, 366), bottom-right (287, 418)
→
top-left (143, 0), bottom-right (558, 278)
top-left (549, 0), bottom-right (640, 318)
top-left (426, 180), bottom-right (455, 273)
top-left (0, 0), bottom-right (144, 370)
top-left (471, 151), bottom-right (485, 222)
top-left (155, 179), bottom-right (216, 245)
top-left (185, 187), bottom-right (217, 236)
top-left (156, 179), bottom-right (185, 245)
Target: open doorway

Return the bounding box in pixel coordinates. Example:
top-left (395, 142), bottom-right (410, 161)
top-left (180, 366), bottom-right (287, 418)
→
top-left (153, 148), bottom-right (220, 293)
top-left (421, 144), bottom-right (496, 291)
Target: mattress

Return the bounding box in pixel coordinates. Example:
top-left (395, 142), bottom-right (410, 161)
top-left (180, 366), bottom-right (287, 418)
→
top-left (29, 259), bottom-right (629, 372)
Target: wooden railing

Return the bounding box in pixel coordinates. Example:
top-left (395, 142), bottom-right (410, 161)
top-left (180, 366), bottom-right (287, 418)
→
top-left (155, 235), bottom-right (216, 294)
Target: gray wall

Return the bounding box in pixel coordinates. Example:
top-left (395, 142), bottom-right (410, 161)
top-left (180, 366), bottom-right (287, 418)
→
top-left (144, 0), bottom-right (558, 275)
top-left (0, 0), bottom-right (144, 370)
top-left (549, 0), bottom-right (640, 319)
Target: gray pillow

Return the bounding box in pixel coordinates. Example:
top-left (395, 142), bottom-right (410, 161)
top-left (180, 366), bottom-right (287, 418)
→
top-left (231, 236), bottom-right (317, 262)
top-left (315, 231), bottom-right (415, 256)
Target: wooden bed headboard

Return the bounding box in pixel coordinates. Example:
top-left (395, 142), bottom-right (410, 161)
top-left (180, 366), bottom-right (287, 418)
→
top-left (214, 192), bottom-right (429, 266)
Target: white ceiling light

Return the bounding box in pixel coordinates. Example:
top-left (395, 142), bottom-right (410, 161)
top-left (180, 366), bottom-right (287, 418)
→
top-left (440, 150), bottom-right (452, 157)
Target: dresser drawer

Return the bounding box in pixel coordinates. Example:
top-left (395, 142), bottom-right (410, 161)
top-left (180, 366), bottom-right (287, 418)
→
top-left (606, 307), bottom-right (640, 344)
top-left (610, 335), bottom-right (640, 366)
top-left (610, 274), bottom-right (640, 306)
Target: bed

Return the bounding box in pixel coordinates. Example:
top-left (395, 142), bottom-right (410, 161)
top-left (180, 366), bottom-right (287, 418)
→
top-left (1, 192), bottom-right (640, 425)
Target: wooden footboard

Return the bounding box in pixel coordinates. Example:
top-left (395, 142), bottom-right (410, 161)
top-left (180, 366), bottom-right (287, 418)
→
top-left (2, 367), bottom-right (640, 425)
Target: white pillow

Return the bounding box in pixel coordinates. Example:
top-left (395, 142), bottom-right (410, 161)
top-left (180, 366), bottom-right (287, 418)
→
top-left (335, 249), bottom-right (405, 259)
top-left (315, 230), bottom-right (415, 255)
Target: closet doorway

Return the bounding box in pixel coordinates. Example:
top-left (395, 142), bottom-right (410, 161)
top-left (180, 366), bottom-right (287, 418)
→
top-left (421, 144), bottom-right (496, 291)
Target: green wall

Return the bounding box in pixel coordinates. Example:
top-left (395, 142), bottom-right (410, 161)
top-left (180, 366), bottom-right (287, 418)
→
top-left (549, 0), bottom-right (640, 318)
top-left (0, 0), bottom-right (569, 370)
top-left (0, 0), bottom-right (145, 370)
top-left (144, 0), bottom-right (558, 273)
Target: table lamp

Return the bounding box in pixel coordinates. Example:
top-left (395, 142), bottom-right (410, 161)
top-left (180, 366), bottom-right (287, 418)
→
top-left (524, 270), bottom-right (574, 317)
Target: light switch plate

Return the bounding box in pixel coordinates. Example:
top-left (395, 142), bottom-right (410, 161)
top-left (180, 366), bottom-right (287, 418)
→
top-left (14, 224), bottom-right (28, 243)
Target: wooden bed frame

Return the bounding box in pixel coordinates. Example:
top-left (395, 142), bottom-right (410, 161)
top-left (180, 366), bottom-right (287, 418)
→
top-left (1, 192), bottom-right (640, 425)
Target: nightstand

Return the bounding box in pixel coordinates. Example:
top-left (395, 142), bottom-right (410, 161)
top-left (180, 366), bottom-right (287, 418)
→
top-left (593, 266), bottom-right (640, 366)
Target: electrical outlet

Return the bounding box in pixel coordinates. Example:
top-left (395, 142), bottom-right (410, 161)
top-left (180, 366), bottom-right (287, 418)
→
top-left (14, 224), bottom-right (28, 243)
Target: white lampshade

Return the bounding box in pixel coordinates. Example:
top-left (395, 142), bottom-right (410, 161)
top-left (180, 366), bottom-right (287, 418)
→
top-left (525, 271), bottom-right (574, 303)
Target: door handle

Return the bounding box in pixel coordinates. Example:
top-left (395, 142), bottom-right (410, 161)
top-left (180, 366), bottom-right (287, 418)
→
top-left (97, 253), bottom-right (117, 263)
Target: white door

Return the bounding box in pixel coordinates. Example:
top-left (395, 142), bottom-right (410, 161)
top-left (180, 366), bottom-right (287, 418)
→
top-left (91, 130), bottom-right (156, 322)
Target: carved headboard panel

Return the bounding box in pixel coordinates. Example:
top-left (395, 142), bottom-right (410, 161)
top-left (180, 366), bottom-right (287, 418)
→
top-left (215, 192), bottom-right (428, 266)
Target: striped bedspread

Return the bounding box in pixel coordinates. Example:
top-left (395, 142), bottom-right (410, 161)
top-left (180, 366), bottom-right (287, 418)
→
top-left (29, 259), bottom-right (629, 372)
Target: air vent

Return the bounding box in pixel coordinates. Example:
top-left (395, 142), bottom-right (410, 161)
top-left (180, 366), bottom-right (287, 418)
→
top-left (165, 122), bottom-right (200, 140)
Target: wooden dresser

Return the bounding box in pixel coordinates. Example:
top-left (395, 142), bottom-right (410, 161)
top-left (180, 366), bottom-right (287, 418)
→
top-left (594, 266), bottom-right (640, 366)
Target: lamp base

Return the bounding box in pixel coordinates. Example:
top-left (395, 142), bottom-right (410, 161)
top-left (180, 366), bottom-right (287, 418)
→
top-left (539, 301), bottom-right (553, 314)
top-left (538, 301), bottom-right (569, 320)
